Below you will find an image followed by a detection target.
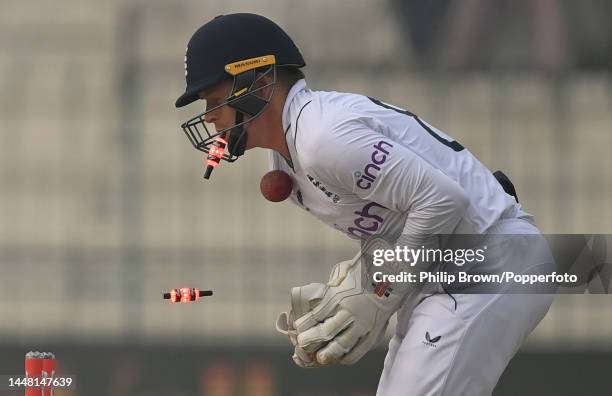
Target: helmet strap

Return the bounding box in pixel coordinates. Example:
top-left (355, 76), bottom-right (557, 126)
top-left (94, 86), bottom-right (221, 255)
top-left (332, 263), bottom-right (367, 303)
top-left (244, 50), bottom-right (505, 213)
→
top-left (227, 112), bottom-right (248, 157)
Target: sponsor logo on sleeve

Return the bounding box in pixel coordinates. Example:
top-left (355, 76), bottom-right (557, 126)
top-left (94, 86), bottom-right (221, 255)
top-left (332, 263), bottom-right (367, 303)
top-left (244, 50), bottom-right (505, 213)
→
top-left (355, 140), bottom-right (394, 190)
top-left (423, 331), bottom-right (442, 348)
top-left (307, 174), bottom-right (340, 203)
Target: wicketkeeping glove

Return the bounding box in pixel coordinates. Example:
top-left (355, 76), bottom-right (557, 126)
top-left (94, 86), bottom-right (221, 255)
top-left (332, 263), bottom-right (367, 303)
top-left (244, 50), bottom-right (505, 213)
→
top-left (276, 282), bottom-right (329, 368)
top-left (277, 237), bottom-right (414, 367)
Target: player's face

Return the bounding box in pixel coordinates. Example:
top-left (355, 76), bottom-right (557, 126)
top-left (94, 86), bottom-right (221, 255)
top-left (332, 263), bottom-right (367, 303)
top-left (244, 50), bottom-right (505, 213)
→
top-left (198, 80), bottom-right (237, 135)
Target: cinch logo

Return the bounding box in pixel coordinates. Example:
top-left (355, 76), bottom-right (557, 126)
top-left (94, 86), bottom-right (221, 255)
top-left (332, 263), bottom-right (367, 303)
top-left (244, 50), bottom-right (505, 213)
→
top-left (423, 331), bottom-right (442, 348)
top-left (355, 140), bottom-right (394, 190)
top-left (347, 202), bottom-right (386, 239)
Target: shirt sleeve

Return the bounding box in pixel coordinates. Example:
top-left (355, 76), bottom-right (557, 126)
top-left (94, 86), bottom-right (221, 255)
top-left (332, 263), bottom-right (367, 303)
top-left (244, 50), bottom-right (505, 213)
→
top-left (304, 116), bottom-right (470, 236)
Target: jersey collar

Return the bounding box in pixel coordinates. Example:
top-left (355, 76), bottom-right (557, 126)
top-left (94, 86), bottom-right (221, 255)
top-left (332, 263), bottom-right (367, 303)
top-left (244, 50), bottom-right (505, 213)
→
top-left (281, 79), bottom-right (307, 132)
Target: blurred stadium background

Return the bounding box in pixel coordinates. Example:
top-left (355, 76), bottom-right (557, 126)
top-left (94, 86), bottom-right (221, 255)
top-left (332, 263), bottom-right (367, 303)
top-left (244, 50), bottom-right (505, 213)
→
top-left (0, 0), bottom-right (611, 395)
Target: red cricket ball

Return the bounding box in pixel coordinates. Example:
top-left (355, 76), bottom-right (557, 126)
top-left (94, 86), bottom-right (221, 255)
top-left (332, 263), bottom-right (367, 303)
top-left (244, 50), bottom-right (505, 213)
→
top-left (260, 170), bottom-right (293, 202)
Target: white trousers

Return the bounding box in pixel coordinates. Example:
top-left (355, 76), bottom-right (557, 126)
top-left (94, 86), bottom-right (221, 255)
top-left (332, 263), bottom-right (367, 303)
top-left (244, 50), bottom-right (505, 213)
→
top-left (376, 218), bottom-right (555, 396)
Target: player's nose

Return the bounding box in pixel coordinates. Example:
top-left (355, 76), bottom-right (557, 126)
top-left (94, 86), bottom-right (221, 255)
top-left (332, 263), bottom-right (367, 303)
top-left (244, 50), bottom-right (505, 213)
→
top-left (204, 110), bottom-right (217, 124)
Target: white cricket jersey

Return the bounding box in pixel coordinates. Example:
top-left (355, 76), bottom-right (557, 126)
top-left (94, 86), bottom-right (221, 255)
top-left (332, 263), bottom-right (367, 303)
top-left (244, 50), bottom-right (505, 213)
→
top-left (269, 79), bottom-right (527, 243)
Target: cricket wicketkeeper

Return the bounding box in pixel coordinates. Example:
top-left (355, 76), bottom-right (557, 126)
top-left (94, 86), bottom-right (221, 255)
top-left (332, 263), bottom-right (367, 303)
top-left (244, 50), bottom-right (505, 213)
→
top-left (174, 13), bottom-right (556, 396)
